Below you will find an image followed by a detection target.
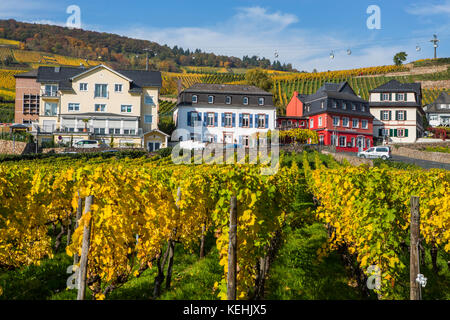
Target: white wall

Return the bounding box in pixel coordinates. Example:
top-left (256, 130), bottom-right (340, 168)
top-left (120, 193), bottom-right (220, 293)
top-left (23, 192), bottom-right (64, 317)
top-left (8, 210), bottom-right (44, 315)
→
top-left (175, 104), bottom-right (276, 143)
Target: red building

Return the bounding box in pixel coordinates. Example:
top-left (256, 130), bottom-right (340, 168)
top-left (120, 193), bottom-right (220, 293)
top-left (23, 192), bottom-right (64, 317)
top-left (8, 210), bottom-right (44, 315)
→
top-left (300, 82), bottom-right (374, 152)
top-left (276, 91), bottom-right (308, 130)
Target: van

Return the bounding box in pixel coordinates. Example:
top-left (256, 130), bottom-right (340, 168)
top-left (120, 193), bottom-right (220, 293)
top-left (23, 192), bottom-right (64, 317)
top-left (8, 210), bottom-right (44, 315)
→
top-left (358, 146), bottom-right (391, 160)
top-left (74, 140), bottom-right (100, 148)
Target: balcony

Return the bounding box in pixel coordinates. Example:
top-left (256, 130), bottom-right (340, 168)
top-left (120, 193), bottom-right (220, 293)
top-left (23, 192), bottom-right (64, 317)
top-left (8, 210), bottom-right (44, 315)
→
top-left (32, 125), bottom-right (143, 137)
top-left (41, 89), bottom-right (60, 100)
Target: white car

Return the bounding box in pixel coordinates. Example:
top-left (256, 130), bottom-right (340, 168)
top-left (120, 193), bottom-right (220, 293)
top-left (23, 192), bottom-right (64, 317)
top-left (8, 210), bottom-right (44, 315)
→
top-left (74, 140), bottom-right (100, 148)
top-left (358, 146), bottom-right (391, 160)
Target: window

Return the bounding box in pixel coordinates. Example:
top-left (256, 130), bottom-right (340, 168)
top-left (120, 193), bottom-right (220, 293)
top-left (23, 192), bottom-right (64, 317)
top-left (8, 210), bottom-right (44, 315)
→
top-left (310, 118), bottom-right (314, 128)
top-left (144, 115), bottom-right (153, 124)
top-left (68, 103), bottom-right (79, 112)
top-left (332, 101), bottom-right (337, 108)
top-left (331, 134), bottom-right (338, 146)
top-left (319, 135), bottom-right (324, 145)
top-left (396, 93), bottom-right (405, 101)
top-left (396, 110), bottom-right (406, 121)
top-left (397, 129), bottom-right (405, 137)
top-left (362, 120), bottom-right (368, 129)
top-left (351, 103), bottom-right (356, 111)
top-left (342, 102), bottom-right (347, 110)
top-left (381, 111), bottom-right (390, 121)
top-left (115, 84), bottom-right (123, 92)
top-left (44, 84), bottom-right (58, 97)
top-left (243, 97), bottom-right (249, 105)
top-left (109, 128), bottom-right (121, 135)
top-left (242, 136), bottom-right (249, 147)
top-left (258, 97), bottom-right (265, 106)
top-left (190, 111), bottom-right (199, 126)
top-left (318, 117), bottom-right (322, 127)
top-left (144, 94), bottom-right (154, 105)
top-left (242, 114), bottom-right (250, 127)
top-left (342, 117), bottom-right (349, 127)
top-left (192, 95), bottom-right (198, 103)
top-left (44, 102), bottom-right (57, 116)
top-left (226, 96), bottom-right (232, 104)
top-left (257, 114), bottom-right (266, 128)
top-left (382, 93), bottom-right (390, 101)
top-left (121, 105), bottom-right (132, 113)
top-left (352, 119), bottom-right (359, 128)
top-left (95, 104), bottom-right (106, 112)
top-left (321, 101), bottom-right (325, 109)
top-left (351, 137), bottom-right (356, 147)
top-left (339, 136), bottom-right (346, 147)
top-left (429, 115), bottom-right (438, 121)
top-left (333, 116), bottom-right (340, 126)
top-left (224, 113), bottom-right (232, 127)
top-left (361, 105), bottom-right (366, 112)
top-left (381, 128), bottom-right (389, 136)
top-left (208, 95), bottom-right (214, 104)
top-left (79, 83), bottom-right (88, 91)
top-left (94, 84), bottom-right (108, 98)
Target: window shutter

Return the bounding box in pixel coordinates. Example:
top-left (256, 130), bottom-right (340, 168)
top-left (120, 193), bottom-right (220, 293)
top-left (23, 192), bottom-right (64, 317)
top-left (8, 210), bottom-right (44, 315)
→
top-left (214, 113), bottom-right (218, 127)
top-left (187, 111), bottom-right (191, 126)
top-left (389, 93), bottom-right (392, 101)
top-left (404, 94), bottom-right (407, 101)
top-left (389, 128), bottom-right (393, 137)
top-left (232, 113), bottom-right (236, 127)
top-left (221, 113), bottom-right (225, 127)
top-left (394, 129), bottom-right (397, 137)
top-left (380, 93), bottom-right (383, 101)
top-left (403, 111), bottom-right (407, 121)
top-left (405, 129), bottom-right (408, 137)
top-left (249, 114), bottom-right (253, 128)
top-left (378, 128), bottom-right (382, 136)
top-left (395, 111), bottom-right (398, 120)
top-left (380, 111), bottom-right (383, 120)
top-left (265, 114), bottom-right (269, 128)
top-left (203, 112), bottom-right (207, 126)
top-left (389, 111), bottom-right (392, 120)
top-left (198, 112), bottom-right (202, 122)
top-left (239, 114), bottom-right (243, 127)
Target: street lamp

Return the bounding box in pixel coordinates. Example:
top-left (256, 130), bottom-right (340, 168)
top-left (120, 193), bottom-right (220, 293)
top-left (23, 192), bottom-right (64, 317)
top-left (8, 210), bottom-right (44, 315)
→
top-left (143, 48), bottom-right (152, 71)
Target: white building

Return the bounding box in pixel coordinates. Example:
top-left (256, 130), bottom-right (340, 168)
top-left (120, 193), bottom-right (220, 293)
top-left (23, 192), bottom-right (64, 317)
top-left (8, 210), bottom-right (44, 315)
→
top-left (369, 80), bottom-right (425, 143)
top-left (423, 92), bottom-right (450, 127)
top-left (173, 83), bottom-right (276, 146)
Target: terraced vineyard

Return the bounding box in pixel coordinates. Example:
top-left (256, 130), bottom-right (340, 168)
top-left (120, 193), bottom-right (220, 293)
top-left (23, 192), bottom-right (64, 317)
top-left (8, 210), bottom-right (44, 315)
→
top-left (159, 99), bottom-right (177, 115)
top-left (162, 72), bottom-right (246, 91)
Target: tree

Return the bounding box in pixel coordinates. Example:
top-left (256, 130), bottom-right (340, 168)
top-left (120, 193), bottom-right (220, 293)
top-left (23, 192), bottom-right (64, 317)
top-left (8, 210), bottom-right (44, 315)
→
top-left (244, 68), bottom-right (272, 91)
top-left (393, 52), bottom-right (407, 66)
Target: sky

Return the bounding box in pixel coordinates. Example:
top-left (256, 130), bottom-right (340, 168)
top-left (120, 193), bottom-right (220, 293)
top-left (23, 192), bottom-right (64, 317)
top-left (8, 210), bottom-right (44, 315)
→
top-left (1, 0), bottom-right (449, 72)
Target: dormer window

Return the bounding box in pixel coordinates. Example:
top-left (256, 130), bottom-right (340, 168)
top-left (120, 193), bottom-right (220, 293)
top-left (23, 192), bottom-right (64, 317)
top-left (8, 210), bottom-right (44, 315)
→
top-left (351, 103), bottom-right (356, 111)
top-left (208, 95), bottom-right (214, 104)
top-left (258, 97), bottom-right (265, 106)
top-left (226, 96), bottom-right (232, 104)
top-left (361, 105), bottom-right (366, 112)
top-left (332, 101), bottom-right (337, 108)
top-left (192, 95), bottom-right (198, 103)
top-left (381, 93), bottom-right (391, 101)
top-left (243, 97), bottom-right (249, 105)
top-left (321, 101), bottom-right (325, 109)
top-left (342, 102), bottom-right (347, 110)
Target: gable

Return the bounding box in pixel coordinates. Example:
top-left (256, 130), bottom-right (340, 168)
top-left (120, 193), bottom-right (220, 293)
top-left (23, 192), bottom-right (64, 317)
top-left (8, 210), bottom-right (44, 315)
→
top-left (71, 65), bottom-right (132, 83)
top-left (338, 82), bottom-right (357, 96)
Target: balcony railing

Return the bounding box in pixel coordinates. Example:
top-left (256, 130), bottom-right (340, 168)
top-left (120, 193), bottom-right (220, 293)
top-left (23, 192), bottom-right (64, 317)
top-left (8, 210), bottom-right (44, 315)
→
top-left (40, 89), bottom-right (60, 98)
top-left (32, 125), bottom-right (142, 136)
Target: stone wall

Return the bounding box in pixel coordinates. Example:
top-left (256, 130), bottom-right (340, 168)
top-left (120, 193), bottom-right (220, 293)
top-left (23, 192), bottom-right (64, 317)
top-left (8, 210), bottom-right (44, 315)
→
top-left (321, 150), bottom-right (373, 167)
top-left (391, 146), bottom-right (450, 164)
top-left (0, 139), bottom-right (35, 155)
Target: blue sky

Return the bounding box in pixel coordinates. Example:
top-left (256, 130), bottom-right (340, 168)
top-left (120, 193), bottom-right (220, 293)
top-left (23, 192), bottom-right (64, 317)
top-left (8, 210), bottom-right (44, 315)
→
top-left (1, 0), bottom-right (449, 71)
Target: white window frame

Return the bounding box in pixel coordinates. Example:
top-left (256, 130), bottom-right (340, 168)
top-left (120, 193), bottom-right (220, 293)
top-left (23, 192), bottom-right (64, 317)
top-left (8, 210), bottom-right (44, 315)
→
top-left (207, 112), bottom-right (215, 126)
top-left (310, 118), bottom-right (314, 128)
top-left (242, 113), bottom-right (250, 128)
top-left (192, 95), bottom-right (198, 103)
top-left (243, 97), bottom-right (249, 105)
top-left (94, 104), bottom-right (106, 112)
top-left (79, 83), bottom-right (88, 91)
top-left (352, 119), bottom-right (359, 128)
top-left (351, 103), bottom-right (356, 111)
top-left (397, 111), bottom-right (405, 121)
top-left (339, 136), bottom-right (347, 147)
top-left (258, 97), bottom-right (265, 106)
top-left (342, 102), bottom-right (347, 110)
top-left (208, 95), bottom-right (214, 104)
top-left (68, 103), bottom-right (80, 112)
top-left (226, 96), bottom-right (232, 104)
top-left (318, 116), bottom-right (322, 127)
top-left (382, 93), bottom-right (390, 101)
top-left (396, 93), bottom-right (404, 101)
top-left (362, 120), bottom-right (368, 129)
top-left (121, 105), bottom-right (132, 113)
top-left (381, 111), bottom-right (390, 121)
top-left (257, 114), bottom-right (265, 128)
top-left (342, 117), bottom-right (349, 127)
top-left (397, 128), bottom-right (405, 137)
top-left (224, 113), bottom-right (233, 127)
top-left (94, 84), bottom-right (108, 98)
top-left (115, 84), bottom-right (123, 92)
top-left (333, 116), bottom-right (340, 127)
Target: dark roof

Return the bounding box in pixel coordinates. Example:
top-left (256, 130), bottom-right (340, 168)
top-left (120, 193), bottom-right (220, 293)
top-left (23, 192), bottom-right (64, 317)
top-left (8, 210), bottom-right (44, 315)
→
top-left (369, 101), bottom-right (422, 108)
top-left (118, 70), bottom-right (162, 88)
top-left (14, 69), bottom-right (38, 78)
top-left (36, 65), bottom-right (162, 91)
top-left (182, 83), bottom-right (272, 95)
top-left (424, 92), bottom-right (450, 113)
top-left (370, 79), bottom-right (421, 95)
top-left (304, 81), bottom-right (366, 103)
top-left (277, 116), bottom-right (307, 120)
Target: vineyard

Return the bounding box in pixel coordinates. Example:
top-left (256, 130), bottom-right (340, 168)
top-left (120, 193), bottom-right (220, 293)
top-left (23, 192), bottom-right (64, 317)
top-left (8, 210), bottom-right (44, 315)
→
top-left (0, 151), bottom-right (449, 300)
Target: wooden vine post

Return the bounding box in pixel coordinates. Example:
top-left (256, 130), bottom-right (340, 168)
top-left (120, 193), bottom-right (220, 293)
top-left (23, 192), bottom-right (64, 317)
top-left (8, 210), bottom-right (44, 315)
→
top-left (77, 195), bottom-right (93, 301)
top-left (166, 187), bottom-right (181, 290)
top-left (73, 195), bottom-right (83, 265)
top-left (410, 196), bottom-right (421, 300)
top-left (227, 195), bottom-right (237, 300)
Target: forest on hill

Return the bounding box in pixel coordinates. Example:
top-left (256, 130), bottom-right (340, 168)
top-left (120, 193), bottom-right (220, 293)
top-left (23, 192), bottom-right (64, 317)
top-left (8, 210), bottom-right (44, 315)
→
top-left (0, 19), bottom-right (296, 72)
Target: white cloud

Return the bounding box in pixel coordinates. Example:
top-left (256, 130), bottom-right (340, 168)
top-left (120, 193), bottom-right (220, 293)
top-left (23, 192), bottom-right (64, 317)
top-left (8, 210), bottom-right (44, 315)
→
top-left (112, 6), bottom-right (409, 72)
top-left (406, 0), bottom-right (450, 15)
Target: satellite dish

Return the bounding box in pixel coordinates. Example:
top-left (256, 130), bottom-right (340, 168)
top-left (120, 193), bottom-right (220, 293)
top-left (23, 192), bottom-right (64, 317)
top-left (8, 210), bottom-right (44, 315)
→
top-left (329, 51), bottom-right (335, 59)
top-left (347, 49), bottom-right (352, 55)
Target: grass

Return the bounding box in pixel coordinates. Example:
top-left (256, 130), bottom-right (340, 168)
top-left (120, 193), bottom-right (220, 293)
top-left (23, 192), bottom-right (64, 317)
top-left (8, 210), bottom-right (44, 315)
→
top-left (424, 146), bottom-right (450, 154)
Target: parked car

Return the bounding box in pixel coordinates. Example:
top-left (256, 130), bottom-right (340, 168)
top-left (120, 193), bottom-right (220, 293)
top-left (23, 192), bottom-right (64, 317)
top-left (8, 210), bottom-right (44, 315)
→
top-left (74, 140), bottom-right (100, 148)
top-left (358, 146), bottom-right (391, 160)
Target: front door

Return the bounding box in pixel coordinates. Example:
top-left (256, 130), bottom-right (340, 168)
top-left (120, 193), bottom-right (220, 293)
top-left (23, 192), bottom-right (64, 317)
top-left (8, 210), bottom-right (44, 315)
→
top-left (357, 137), bottom-right (364, 153)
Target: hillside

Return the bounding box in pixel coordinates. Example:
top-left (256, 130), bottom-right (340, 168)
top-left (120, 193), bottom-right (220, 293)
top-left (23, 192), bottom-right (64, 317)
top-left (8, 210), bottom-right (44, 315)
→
top-left (0, 19), bottom-right (295, 72)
